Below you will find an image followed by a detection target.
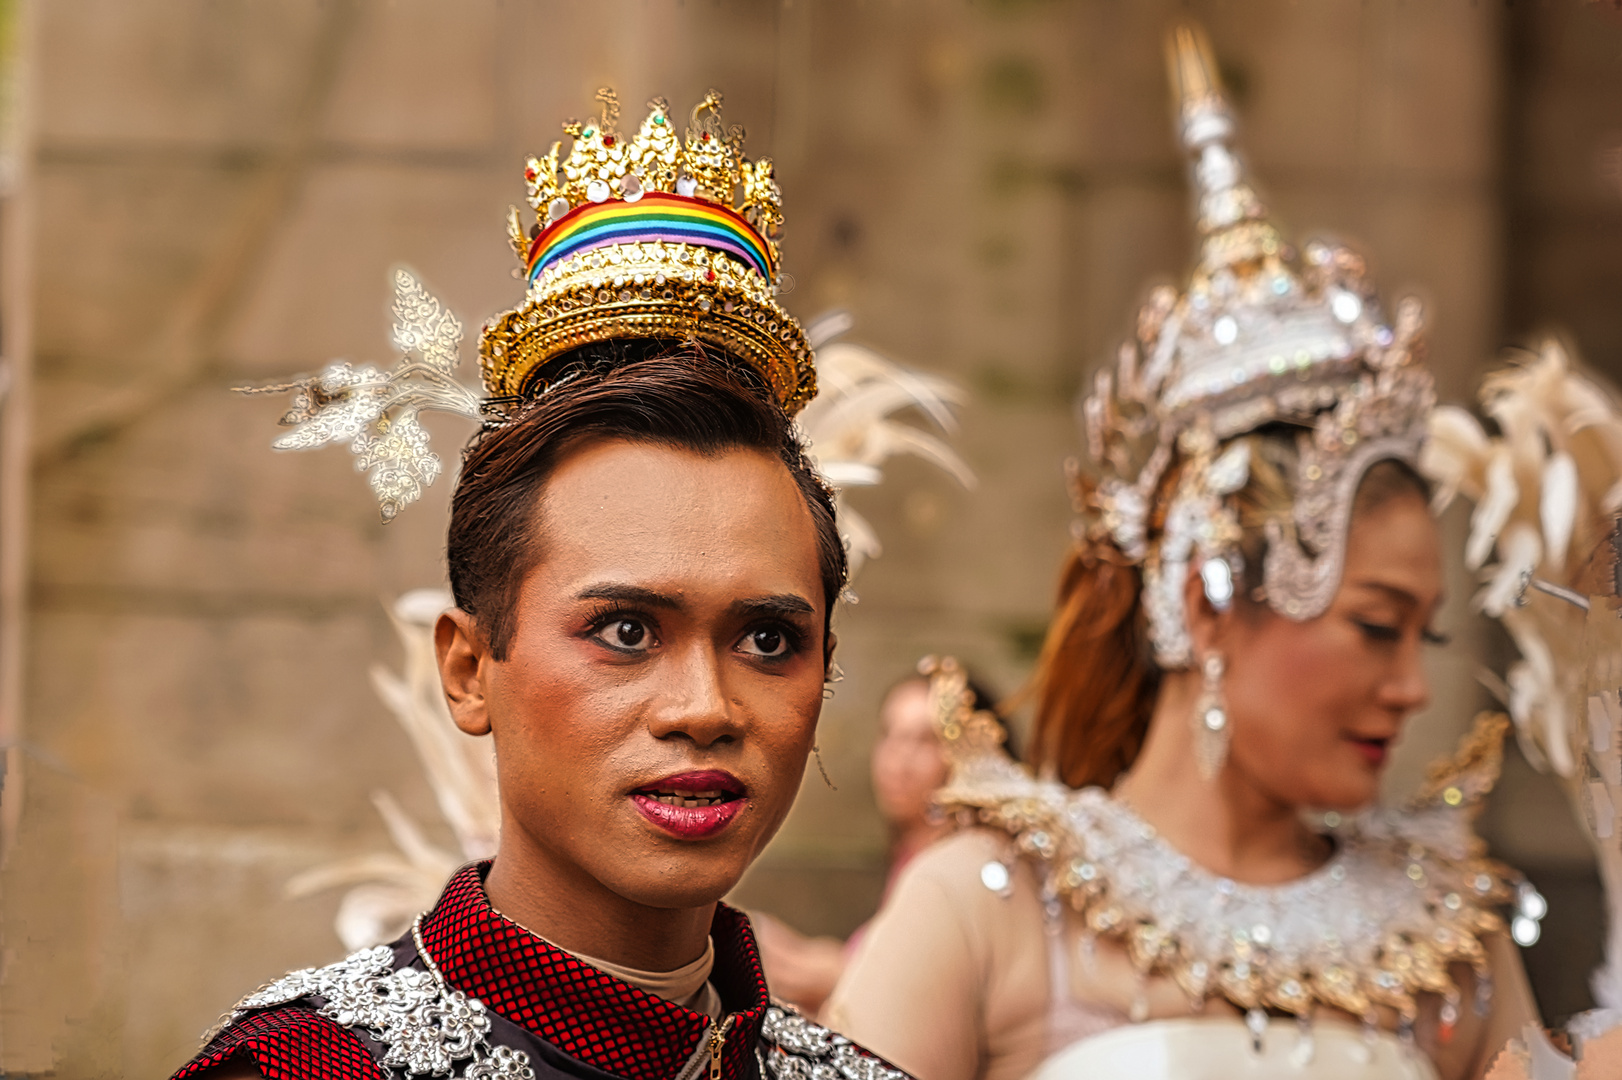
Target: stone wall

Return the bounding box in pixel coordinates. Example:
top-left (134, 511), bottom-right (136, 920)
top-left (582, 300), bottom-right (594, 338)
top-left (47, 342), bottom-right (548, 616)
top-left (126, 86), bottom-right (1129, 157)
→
top-left (2, 0), bottom-right (1611, 1073)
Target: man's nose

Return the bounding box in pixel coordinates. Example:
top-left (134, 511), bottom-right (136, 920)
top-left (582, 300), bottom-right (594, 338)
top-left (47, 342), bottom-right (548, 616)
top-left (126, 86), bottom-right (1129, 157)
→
top-left (646, 643), bottom-right (742, 747)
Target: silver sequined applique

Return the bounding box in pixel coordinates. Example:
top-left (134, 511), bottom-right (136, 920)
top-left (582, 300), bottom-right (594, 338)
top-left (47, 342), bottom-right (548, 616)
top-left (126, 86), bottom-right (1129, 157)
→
top-left (760, 1006), bottom-right (908, 1080)
top-left (225, 945), bottom-right (535, 1079)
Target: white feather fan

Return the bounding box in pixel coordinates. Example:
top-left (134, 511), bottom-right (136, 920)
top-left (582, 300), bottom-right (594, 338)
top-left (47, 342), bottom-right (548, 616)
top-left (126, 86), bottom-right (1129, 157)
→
top-left (797, 312), bottom-right (974, 577)
top-left (1423, 340), bottom-right (1622, 1047)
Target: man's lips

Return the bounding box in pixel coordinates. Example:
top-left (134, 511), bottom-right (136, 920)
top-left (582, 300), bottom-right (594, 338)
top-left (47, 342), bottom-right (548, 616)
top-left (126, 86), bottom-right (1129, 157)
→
top-left (630, 770), bottom-right (747, 840)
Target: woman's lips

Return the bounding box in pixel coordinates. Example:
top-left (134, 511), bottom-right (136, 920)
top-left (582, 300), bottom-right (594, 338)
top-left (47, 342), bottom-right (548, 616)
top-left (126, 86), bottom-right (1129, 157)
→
top-left (630, 770), bottom-right (747, 840)
top-left (1350, 737), bottom-right (1391, 767)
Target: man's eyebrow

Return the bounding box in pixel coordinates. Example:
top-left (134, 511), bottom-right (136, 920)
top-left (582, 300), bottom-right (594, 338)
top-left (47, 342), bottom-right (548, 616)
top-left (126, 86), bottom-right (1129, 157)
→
top-left (730, 594), bottom-right (816, 619)
top-left (575, 584), bottom-right (685, 610)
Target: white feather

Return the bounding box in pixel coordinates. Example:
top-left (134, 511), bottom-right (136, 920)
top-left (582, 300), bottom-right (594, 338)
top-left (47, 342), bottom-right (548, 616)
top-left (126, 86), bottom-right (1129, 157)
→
top-left (1541, 451), bottom-right (1579, 571)
top-left (795, 320), bottom-right (973, 580)
top-left (1461, 340), bottom-right (1622, 1047)
top-left (1465, 446), bottom-right (1519, 569)
top-left (1421, 405), bottom-right (1490, 511)
top-left (1476, 521), bottom-right (1542, 617)
top-left (288, 594), bottom-right (499, 947)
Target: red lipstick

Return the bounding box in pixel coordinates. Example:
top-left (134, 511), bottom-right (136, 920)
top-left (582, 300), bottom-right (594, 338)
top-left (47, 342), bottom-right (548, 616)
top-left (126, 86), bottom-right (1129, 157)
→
top-left (631, 770), bottom-right (747, 840)
top-left (1350, 737), bottom-right (1390, 767)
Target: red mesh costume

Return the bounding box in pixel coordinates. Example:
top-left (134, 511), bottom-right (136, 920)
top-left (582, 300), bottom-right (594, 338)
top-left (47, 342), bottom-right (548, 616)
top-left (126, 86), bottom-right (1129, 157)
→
top-left (171, 863), bottom-right (906, 1080)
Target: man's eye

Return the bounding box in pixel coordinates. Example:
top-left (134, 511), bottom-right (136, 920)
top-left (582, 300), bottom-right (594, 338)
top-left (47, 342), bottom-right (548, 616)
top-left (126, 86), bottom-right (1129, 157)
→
top-left (594, 618), bottom-right (652, 651)
top-left (740, 626), bottom-right (790, 658)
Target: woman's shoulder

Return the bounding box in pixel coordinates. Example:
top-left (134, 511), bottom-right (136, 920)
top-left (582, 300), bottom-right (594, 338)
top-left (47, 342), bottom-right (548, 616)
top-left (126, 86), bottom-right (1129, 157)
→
top-left (900, 827), bottom-right (1017, 888)
top-left (884, 827), bottom-right (1051, 931)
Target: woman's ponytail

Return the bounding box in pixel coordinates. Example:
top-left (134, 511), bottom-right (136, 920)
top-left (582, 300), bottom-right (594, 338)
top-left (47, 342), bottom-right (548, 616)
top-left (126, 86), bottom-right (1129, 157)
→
top-left (1025, 538), bottom-right (1159, 790)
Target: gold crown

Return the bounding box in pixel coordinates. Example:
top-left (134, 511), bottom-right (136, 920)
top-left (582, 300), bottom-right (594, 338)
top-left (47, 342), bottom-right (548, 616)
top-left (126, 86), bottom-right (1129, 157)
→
top-left (477, 89), bottom-right (815, 413)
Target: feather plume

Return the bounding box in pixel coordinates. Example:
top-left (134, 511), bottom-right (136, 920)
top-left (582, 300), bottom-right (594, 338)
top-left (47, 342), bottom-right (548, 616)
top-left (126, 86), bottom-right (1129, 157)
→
top-left (1425, 339), bottom-right (1622, 1052)
top-left (1467, 447), bottom-right (1520, 570)
top-left (1422, 405), bottom-right (1491, 512)
top-left (286, 590), bottom-right (497, 950)
top-left (1541, 452), bottom-right (1579, 571)
top-left (794, 314), bottom-right (973, 576)
top-left (1478, 521), bottom-right (1542, 618)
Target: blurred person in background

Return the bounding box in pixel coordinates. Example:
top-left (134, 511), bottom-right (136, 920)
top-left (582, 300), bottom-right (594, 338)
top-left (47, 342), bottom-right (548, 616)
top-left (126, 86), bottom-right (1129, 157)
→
top-left (823, 26), bottom-right (1540, 1080)
top-left (752, 664), bottom-right (1004, 1013)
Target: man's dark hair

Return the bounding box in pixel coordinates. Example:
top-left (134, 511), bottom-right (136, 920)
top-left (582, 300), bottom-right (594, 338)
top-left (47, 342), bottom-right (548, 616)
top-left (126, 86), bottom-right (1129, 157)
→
top-left (447, 339), bottom-right (848, 661)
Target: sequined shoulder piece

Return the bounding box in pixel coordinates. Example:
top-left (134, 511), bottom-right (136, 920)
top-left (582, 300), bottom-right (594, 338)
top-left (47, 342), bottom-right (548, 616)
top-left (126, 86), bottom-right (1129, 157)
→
top-left (759, 1005), bottom-right (911, 1080)
top-left (215, 941), bottom-right (536, 1079)
top-left (932, 710), bottom-right (1544, 1026)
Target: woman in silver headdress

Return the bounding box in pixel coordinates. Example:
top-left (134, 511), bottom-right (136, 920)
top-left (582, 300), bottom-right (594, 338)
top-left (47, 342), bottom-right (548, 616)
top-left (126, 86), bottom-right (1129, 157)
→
top-left (824, 25), bottom-right (1541, 1080)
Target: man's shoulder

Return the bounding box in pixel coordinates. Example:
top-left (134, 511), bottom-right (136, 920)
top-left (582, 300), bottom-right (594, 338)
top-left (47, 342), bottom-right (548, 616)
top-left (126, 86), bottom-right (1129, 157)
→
top-left (171, 1001), bottom-right (381, 1080)
top-left (758, 1003), bottom-right (914, 1080)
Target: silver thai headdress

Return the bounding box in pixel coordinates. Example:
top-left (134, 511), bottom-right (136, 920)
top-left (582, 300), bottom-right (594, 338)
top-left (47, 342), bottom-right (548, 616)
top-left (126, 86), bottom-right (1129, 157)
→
top-left (1082, 24), bottom-right (1435, 667)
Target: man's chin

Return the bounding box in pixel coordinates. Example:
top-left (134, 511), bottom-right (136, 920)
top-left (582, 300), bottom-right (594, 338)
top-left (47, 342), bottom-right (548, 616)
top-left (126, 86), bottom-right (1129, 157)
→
top-left (604, 866), bottom-right (749, 912)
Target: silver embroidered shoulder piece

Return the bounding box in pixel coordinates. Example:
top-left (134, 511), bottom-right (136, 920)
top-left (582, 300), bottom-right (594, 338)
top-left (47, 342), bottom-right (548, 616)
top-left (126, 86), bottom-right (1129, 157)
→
top-left (220, 944), bottom-right (535, 1079)
top-left (760, 1005), bottom-right (909, 1080)
top-left (239, 268), bottom-right (485, 522)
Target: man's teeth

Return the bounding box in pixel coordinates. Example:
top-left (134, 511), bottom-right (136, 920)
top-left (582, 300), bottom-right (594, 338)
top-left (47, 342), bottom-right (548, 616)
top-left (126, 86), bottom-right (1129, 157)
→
top-left (647, 790), bottom-right (728, 808)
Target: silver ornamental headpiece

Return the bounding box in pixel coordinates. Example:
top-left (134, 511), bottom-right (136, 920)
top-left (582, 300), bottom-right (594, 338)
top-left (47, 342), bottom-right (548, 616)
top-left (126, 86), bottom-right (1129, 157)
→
top-left (1082, 24), bottom-right (1436, 667)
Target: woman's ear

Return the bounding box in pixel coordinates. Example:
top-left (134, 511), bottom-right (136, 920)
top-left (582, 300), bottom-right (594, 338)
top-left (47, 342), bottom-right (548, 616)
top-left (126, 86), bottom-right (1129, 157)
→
top-left (1182, 560), bottom-right (1227, 659)
top-left (436, 609), bottom-right (492, 737)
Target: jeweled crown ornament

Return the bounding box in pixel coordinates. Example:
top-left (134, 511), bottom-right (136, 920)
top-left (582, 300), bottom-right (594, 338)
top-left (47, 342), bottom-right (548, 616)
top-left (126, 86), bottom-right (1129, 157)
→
top-left (1082, 23), bottom-right (1435, 665)
top-left (482, 88), bottom-right (814, 411)
top-left (240, 89), bottom-right (822, 522)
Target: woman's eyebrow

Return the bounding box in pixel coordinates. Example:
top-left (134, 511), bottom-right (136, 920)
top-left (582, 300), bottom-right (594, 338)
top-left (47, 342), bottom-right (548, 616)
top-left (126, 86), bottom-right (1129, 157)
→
top-left (576, 583), bottom-right (683, 610)
top-left (730, 595), bottom-right (815, 619)
top-left (1351, 581), bottom-right (1417, 606)
top-left (1350, 580), bottom-right (1446, 613)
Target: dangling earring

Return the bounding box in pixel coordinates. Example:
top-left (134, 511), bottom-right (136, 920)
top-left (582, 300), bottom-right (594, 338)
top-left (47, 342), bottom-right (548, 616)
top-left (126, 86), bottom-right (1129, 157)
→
top-left (812, 743), bottom-right (837, 790)
top-left (1192, 652), bottom-right (1230, 780)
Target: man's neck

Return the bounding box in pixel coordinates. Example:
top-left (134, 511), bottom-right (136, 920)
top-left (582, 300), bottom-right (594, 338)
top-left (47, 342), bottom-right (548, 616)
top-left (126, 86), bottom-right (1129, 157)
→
top-left (483, 841), bottom-right (717, 973)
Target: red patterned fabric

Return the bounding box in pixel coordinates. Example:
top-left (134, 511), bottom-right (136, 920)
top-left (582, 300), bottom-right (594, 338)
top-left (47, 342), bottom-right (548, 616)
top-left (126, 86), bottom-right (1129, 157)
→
top-left (172, 863), bottom-right (770, 1080)
top-left (173, 1005), bottom-right (380, 1080)
top-left (418, 866), bottom-right (766, 1080)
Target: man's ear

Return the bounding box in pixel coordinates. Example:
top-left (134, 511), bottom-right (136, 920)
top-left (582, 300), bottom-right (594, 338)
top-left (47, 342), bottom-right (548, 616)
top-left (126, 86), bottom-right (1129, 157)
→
top-left (436, 609), bottom-right (492, 737)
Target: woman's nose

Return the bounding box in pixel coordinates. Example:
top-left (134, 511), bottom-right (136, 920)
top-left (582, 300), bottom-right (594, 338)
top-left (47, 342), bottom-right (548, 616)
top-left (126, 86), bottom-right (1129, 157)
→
top-left (1383, 638), bottom-right (1432, 714)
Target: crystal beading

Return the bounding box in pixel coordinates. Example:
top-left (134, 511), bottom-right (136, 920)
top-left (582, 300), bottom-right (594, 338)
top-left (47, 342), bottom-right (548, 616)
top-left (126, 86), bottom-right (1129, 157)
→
top-left (218, 918), bottom-right (536, 1079)
top-left (928, 659), bottom-right (1537, 1026)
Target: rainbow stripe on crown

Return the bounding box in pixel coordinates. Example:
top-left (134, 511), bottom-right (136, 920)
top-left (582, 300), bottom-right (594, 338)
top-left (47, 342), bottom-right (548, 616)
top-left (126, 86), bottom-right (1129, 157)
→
top-left (478, 90), bottom-right (815, 414)
top-left (528, 192), bottom-right (775, 284)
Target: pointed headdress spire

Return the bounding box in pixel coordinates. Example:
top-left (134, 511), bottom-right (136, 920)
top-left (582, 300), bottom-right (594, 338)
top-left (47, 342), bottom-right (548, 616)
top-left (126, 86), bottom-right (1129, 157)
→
top-left (1079, 21), bottom-right (1436, 664)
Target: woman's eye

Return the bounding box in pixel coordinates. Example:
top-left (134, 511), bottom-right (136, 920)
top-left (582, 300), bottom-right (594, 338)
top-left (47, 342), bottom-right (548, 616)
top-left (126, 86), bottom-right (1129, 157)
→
top-left (594, 618), bottom-right (652, 651)
top-left (1354, 620), bottom-right (1401, 643)
top-left (739, 626), bottom-right (790, 658)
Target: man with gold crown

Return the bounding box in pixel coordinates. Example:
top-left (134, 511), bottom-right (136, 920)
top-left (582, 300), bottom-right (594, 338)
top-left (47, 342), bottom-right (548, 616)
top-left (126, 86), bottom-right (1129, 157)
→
top-left (171, 90), bottom-right (912, 1080)
top-left (825, 25), bottom-right (1541, 1080)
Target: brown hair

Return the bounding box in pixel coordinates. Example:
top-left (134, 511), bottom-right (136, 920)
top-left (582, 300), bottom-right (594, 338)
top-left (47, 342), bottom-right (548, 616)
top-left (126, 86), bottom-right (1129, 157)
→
top-left (447, 339), bottom-right (848, 661)
top-left (1026, 432), bottom-right (1429, 789)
